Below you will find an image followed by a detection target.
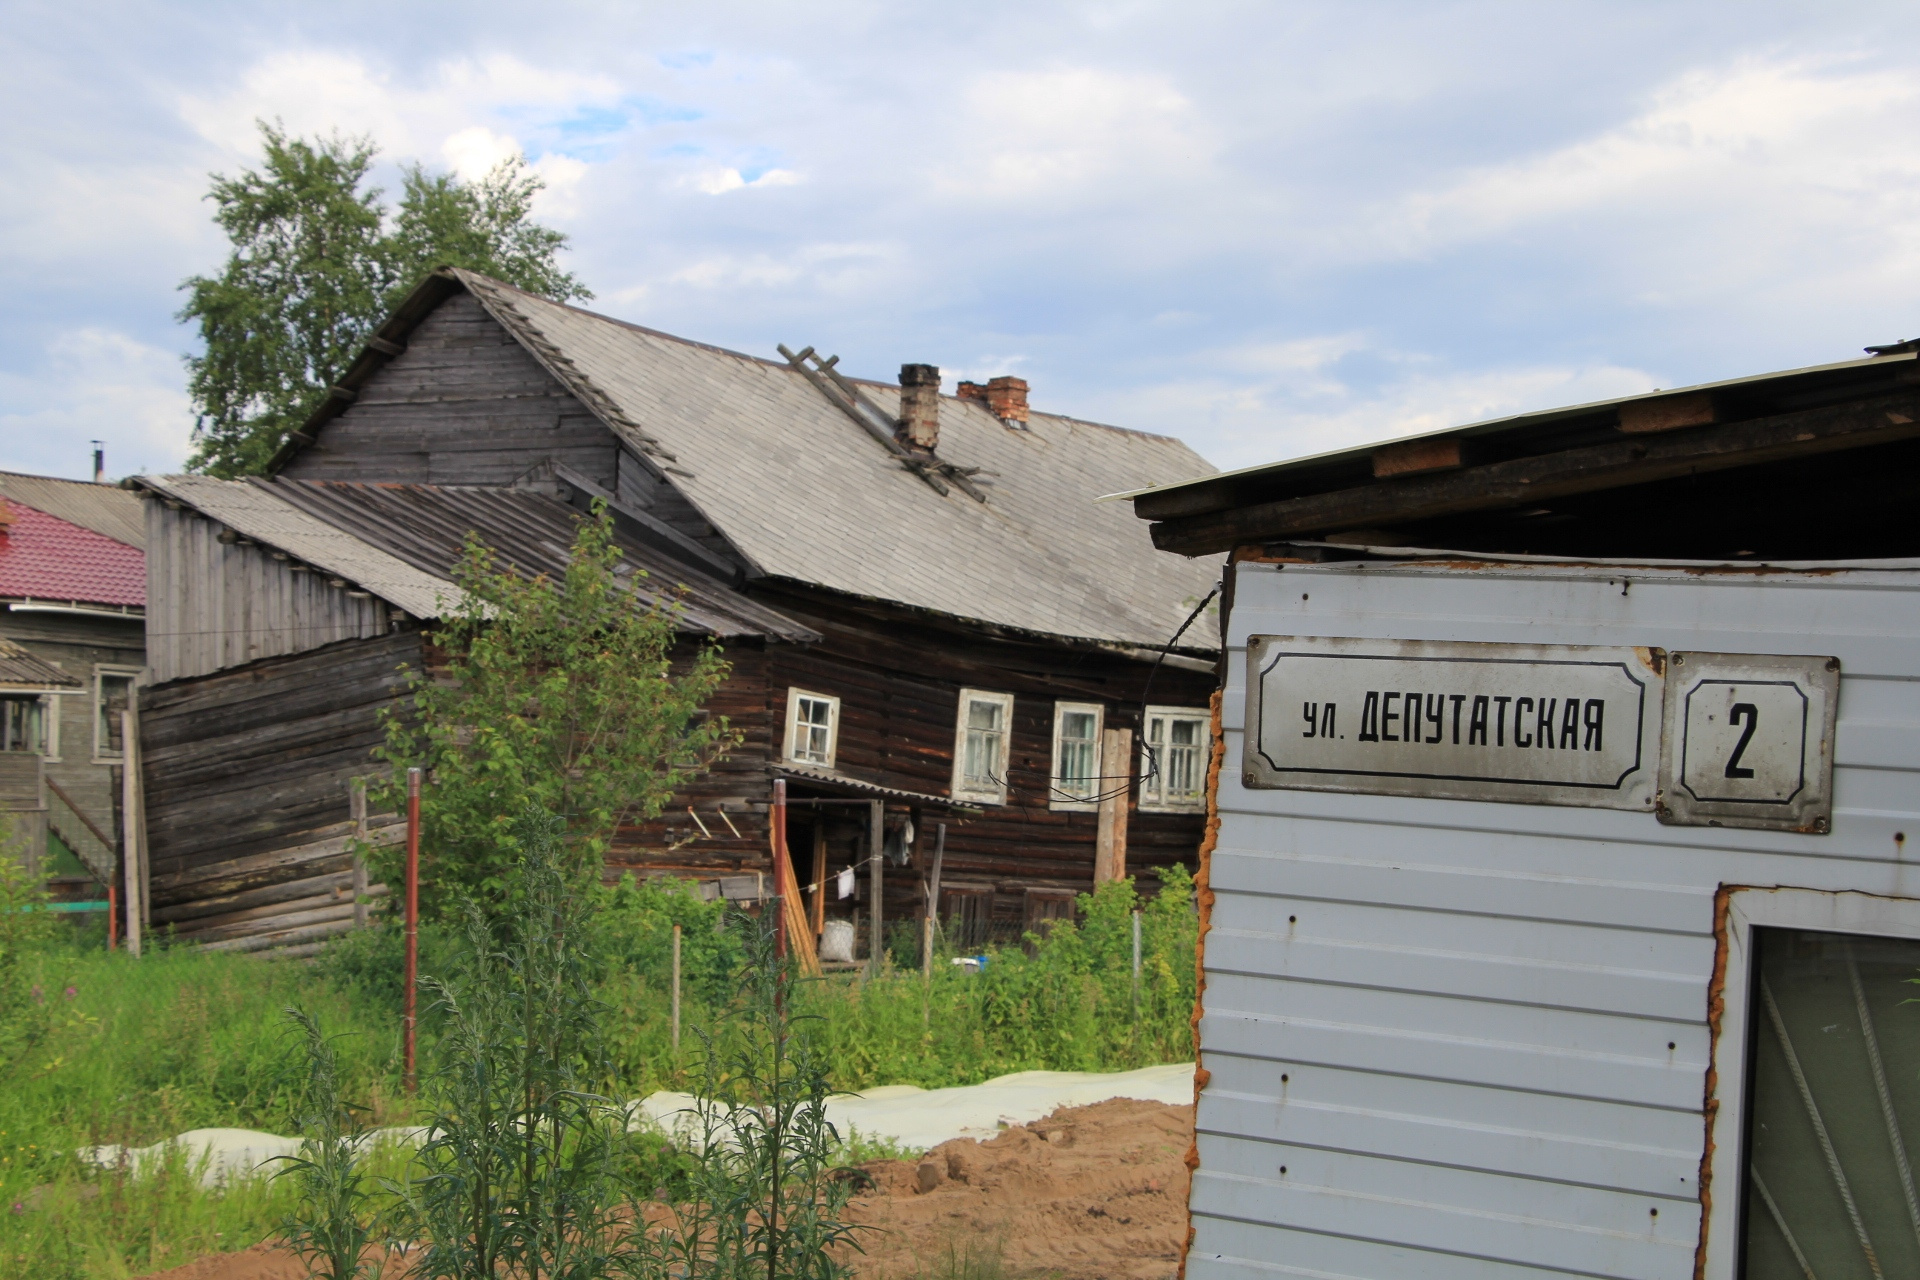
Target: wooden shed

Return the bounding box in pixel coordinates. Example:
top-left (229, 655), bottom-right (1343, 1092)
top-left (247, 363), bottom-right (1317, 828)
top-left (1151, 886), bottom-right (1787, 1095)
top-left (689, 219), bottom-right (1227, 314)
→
top-left (1123, 346), bottom-right (1920, 1279)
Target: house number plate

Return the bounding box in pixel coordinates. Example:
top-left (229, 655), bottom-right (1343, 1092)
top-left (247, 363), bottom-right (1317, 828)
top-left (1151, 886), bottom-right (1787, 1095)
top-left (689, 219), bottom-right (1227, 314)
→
top-left (1657, 651), bottom-right (1840, 833)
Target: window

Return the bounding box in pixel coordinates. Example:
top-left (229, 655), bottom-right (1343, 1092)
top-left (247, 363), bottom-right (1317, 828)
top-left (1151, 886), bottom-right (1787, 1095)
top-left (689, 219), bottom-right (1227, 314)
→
top-left (782, 688), bottom-right (840, 768)
top-left (1140, 706), bottom-right (1209, 812)
top-left (1701, 888), bottom-right (1920, 1277)
top-left (1049, 701), bottom-right (1105, 811)
top-left (951, 689), bottom-right (1014, 803)
top-left (94, 666), bottom-right (139, 762)
top-left (0, 698), bottom-right (46, 754)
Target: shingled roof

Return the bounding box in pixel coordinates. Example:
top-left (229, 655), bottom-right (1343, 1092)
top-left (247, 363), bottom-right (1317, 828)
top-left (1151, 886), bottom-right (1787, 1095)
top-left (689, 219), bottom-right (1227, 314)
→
top-left (280, 270), bottom-right (1223, 652)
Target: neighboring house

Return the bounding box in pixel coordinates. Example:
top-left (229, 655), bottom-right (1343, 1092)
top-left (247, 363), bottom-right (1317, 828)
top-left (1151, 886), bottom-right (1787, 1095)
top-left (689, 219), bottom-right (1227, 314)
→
top-left (0, 471), bottom-right (147, 900)
top-left (135, 268), bottom-right (1222, 953)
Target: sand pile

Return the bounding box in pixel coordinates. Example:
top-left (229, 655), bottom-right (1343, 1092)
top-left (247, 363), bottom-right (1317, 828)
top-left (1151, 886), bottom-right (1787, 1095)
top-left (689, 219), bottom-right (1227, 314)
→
top-left (839, 1096), bottom-right (1193, 1280)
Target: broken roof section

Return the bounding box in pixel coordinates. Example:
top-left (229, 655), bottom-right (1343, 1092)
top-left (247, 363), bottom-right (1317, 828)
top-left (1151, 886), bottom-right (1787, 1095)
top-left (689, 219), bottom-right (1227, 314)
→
top-left (0, 637), bottom-right (82, 692)
top-left (274, 269), bottom-right (1224, 652)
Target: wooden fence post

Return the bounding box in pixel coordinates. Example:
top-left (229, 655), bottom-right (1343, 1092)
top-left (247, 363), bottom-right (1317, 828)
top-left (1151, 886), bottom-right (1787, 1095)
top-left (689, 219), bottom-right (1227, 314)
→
top-left (1094, 727), bottom-right (1134, 885)
top-left (349, 778), bottom-right (369, 929)
top-left (403, 767), bottom-right (420, 1094)
top-left (119, 711), bottom-right (142, 958)
top-left (671, 923), bottom-right (682, 1058)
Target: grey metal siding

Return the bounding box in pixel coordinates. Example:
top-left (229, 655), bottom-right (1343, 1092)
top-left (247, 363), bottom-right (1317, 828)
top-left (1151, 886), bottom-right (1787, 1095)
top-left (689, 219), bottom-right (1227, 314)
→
top-left (1192, 559), bottom-right (1920, 1280)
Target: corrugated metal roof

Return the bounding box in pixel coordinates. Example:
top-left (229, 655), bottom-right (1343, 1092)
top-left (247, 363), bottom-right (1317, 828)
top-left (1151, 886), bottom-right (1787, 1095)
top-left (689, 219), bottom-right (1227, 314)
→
top-left (0, 638), bottom-right (81, 690)
top-left (137, 476), bottom-right (462, 621)
top-left (444, 271), bottom-right (1223, 650)
top-left (775, 762), bottom-right (981, 812)
top-left (0, 500), bottom-right (146, 607)
top-left (264, 480), bottom-right (816, 642)
top-left (0, 471), bottom-right (145, 549)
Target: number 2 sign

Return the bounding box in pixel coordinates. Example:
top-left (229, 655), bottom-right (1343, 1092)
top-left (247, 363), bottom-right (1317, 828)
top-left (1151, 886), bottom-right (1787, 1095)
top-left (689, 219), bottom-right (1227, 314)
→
top-left (1657, 652), bottom-right (1841, 833)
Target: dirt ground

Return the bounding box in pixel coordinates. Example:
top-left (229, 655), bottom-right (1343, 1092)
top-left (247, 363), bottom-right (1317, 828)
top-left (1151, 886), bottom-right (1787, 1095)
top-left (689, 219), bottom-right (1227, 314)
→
top-left (147, 1097), bottom-right (1194, 1280)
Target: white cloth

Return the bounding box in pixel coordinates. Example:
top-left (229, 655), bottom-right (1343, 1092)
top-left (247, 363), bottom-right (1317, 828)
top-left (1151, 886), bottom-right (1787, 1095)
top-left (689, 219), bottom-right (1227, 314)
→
top-left (836, 867), bottom-right (855, 899)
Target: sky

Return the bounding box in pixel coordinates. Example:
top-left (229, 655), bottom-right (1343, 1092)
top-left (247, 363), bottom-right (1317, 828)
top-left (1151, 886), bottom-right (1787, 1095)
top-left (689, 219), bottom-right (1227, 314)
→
top-left (4, 1), bottom-right (1920, 482)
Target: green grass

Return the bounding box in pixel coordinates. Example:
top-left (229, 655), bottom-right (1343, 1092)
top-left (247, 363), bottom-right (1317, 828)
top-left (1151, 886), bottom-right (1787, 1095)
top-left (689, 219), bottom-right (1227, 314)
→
top-left (0, 869), bottom-right (1197, 1279)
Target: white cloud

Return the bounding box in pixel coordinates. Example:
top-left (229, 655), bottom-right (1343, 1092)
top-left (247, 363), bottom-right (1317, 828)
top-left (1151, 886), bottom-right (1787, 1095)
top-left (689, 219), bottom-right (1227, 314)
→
top-left (685, 166), bottom-right (802, 195)
top-left (0, 329), bottom-right (194, 478)
top-left (1089, 339), bottom-right (1660, 470)
top-left (176, 50), bottom-right (628, 198)
top-left (1377, 54), bottom-right (1920, 275)
top-left (939, 66), bottom-right (1214, 203)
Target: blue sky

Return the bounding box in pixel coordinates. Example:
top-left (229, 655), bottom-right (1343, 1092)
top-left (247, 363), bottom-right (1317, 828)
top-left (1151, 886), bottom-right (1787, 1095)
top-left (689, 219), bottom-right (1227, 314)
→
top-left (4, 1), bottom-right (1918, 480)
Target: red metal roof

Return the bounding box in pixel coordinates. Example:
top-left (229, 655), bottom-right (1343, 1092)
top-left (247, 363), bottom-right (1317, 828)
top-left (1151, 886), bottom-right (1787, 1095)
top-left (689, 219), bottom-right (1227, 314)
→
top-left (0, 499), bottom-right (145, 607)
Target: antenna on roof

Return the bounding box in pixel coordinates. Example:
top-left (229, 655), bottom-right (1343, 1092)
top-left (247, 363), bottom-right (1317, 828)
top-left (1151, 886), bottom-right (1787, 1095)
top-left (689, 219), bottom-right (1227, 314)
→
top-left (90, 441), bottom-right (104, 484)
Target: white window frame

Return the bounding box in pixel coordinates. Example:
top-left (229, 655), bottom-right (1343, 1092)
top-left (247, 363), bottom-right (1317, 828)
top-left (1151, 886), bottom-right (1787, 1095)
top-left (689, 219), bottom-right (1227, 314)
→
top-left (951, 688), bottom-right (1014, 805)
top-left (1139, 705), bottom-right (1209, 813)
top-left (1701, 886), bottom-right (1920, 1278)
top-left (782, 688), bottom-right (841, 769)
top-left (1048, 701), bottom-right (1105, 812)
top-left (92, 665), bottom-right (141, 763)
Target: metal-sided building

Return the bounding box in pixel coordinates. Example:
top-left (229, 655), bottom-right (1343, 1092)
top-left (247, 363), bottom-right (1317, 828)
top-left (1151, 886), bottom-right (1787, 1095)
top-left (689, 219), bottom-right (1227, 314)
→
top-left (1123, 346), bottom-right (1920, 1279)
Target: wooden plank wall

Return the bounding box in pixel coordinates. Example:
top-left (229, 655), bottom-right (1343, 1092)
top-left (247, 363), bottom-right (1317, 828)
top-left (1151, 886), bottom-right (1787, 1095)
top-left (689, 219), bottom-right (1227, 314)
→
top-left (280, 292), bottom-right (619, 488)
top-left (145, 501), bottom-right (390, 684)
top-left (141, 631), bottom-right (420, 952)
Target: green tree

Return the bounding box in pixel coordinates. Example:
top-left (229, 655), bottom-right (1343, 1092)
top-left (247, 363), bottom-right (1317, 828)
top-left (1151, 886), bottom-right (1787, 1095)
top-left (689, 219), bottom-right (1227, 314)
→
top-left (179, 121), bottom-right (591, 478)
top-left (369, 505), bottom-right (736, 919)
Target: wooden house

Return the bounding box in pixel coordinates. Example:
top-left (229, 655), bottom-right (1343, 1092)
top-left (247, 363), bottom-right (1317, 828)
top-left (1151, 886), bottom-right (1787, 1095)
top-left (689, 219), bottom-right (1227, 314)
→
top-left (0, 470), bottom-right (146, 908)
top-left (135, 268), bottom-right (1221, 953)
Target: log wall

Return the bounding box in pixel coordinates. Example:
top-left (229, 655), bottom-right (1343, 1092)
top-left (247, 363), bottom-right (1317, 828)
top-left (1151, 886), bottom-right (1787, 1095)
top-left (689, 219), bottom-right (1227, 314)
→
top-left (141, 631), bottom-right (420, 951)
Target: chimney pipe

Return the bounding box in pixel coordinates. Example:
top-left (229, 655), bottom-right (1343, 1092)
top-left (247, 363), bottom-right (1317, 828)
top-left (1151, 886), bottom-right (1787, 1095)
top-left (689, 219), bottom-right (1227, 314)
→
top-left (91, 441), bottom-right (105, 484)
top-left (897, 364), bottom-right (941, 452)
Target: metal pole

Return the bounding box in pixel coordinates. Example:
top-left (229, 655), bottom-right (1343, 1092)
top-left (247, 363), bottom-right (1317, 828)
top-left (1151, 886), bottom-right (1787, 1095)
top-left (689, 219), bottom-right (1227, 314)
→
top-left (773, 779), bottom-right (789, 962)
top-left (671, 923), bottom-right (682, 1059)
top-left (403, 767), bottom-right (421, 1094)
top-left (868, 800), bottom-right (884, 978)
top-left (1132, 909), bottom-right (1143, 1018)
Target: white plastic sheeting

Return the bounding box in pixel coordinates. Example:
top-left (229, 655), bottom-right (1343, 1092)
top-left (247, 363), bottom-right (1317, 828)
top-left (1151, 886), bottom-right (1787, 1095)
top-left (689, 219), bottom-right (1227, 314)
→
top-left (635, 1062), bottom-right (1196, 1154)
top-left (81, 1063), bottom-right (1196, 1187)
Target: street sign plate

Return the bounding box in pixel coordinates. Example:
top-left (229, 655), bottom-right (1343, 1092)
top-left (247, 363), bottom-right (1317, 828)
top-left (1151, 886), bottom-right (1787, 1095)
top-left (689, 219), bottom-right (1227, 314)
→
top-left (1244, 636), bottom-right (1666, 809)
top-left (1657, 651), bottom-right (1839, 833)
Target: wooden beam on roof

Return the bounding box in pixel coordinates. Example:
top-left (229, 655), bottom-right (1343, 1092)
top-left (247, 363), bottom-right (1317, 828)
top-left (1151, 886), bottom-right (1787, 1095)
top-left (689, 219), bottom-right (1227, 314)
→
top-left (1148, 389), bottom-right (1920, 556)
top-left (1618, 391), bottom-right (1716, 435)
top-left (1372, 437), bottom-right (1463, 478)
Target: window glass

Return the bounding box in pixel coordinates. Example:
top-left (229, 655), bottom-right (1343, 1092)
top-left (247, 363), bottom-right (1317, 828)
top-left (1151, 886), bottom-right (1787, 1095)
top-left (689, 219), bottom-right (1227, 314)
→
top-left (1742, 926), bottom-right (1920, 1278)
top-left (1143, 709), bottom-right (1208, 809)
top-left (96, 672), bottom-right (135, 759)
top-left (0, 699), bottom-right (45, 754)
top-left (1055, 708), bottom-right (1100, 801)
top-left (790, 694), bottom-right (835, 764)
top-left (963, 698), bottom-right (1005, 790)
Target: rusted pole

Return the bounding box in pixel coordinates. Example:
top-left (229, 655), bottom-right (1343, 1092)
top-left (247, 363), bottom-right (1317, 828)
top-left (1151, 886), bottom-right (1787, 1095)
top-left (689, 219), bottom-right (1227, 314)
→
top-left (670, 923), bottom-right (682, 1059)
top-left (403, 767), bottom-right (421, 1094)
top-left (773, 779), bottom-right (789, 963)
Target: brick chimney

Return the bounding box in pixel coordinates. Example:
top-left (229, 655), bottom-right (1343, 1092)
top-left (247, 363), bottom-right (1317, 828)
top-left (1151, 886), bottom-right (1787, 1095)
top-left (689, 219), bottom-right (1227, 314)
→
top-left (897, 364), bottom-right (941, 452)
top-left (986, 376), bottom-right (1029, 426)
